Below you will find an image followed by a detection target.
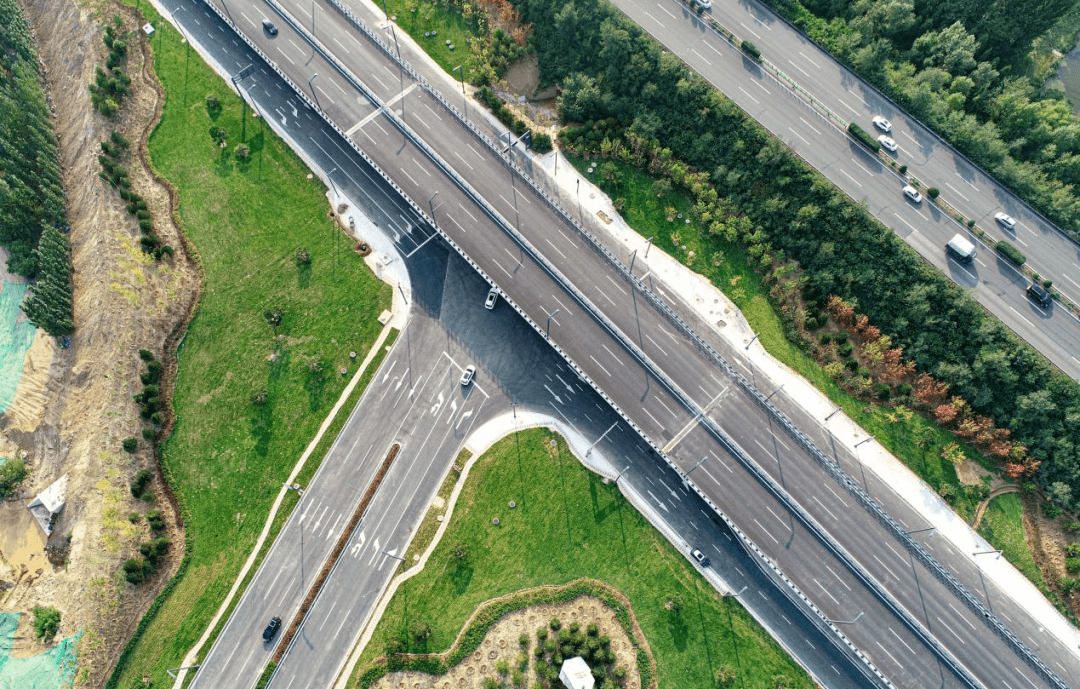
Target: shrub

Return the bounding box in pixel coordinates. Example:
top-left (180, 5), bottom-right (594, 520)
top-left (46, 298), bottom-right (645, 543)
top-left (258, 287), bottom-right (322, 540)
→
top-left (32, 606), bottom-right (61, 641)
top-left (847, 123), bottom-right (881, 152)
top-left (549, 616), bottom-right (561, 631)
top-left (206, 93), bottom-right (220, 110)
top-left (586, 623), bottom-right (599, 637)
top-left (1043, 278), bottom-right (1054, 289)
top-left (122, 437), bottom-right (137, 453)
top-left (536, 627), bottom-right (548, 641)
top-left (139, 349), bottom-right (155, 362)
top-left (837, 341), bottom-right (854, 358)
top-left (532, 131), bottom-right (553, 153)
top-left (251, 390), bottom-right (269, 406)
top-left (1068, 558), bottom-right (1080, 574)
top-left (496, 659), bottom-right (509, 675)
top-left (147, 510), bottom-right (166, 532)
top-left (1063, 520), bottom-right (1080, 533)
top-left (130, 469), bottom-right (152, 498)
top-left (150, 411), bottom-right (165, 426)
top-left (927, 187), bottom-right (940, 200)
top-left (142, 427), bottom-right (157, 441)
top-left (1044, 502), bottom-right (1063, 518)
top-left (898, 164), bottom-right (907, 175)
top-left (874, 383), bottom-right (892, 400)
top-left (295, 247), bottom-right (311, 266)
top-left (519, 633), bottom-right (529, 648)
top-left (235, 143), bottom-right (250, 160)
top-left (740, 40), bottom-right (761, 61)
top-left (1064, 543), bottom-right (1080, 558)
top-left (0, 459), bottom-right (29, 499)
top-left (995, 240), bottom-right (1026, 266)
top-left (123, 558), bottom-right (147, 584)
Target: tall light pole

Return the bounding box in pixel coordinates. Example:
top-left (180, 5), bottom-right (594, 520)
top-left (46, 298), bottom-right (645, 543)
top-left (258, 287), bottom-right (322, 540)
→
top-left (308, 72), bottom-right (321, 111)
top-left (644, 235), bottom-right (654, 258)
top-left (427, 190), bottom-right (440, 225)
top-left (687, 456), bottom-right (708, 475)
top-left (546, 308), bottom-right (561, 339)
top-left (452, 65), bottom-right (467, 119)
top-left (327, 167), bottom-right (339, 197)
top-left (585, 421), bottom-right (618, 457)
top-left (826, 611), bottom-right (864, 625)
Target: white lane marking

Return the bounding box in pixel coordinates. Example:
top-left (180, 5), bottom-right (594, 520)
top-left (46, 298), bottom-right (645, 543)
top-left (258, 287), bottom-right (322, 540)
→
top-left (812, 495), bottom-right (837, 521)
top-left (799, 117), bottom-right (822, 136)
top-left (837, 98), bottom-right (859, 115)
top-left (875, 642), bottom-right (904, 668)
top-left (753, 518), bottom-right (779, 543)
top-left (589, 355), bottom-right (611, 378)
top-left (798, 50), bottom-right (820, 68)
top-left (872, 553), bottom-right (901, 581)
top-left (1060, 273), bottom-right (1080, 291)
top-left (788, 127), bottom-right (810, 146)
top-left (600, 343), bottom-right (625, 367)
top-left (740, 22), bottom-right (761, 40)
top-left (787, 58), bottom-right (811, 78)
top-left (751, 79), bottom-right (770, 95)
top-left (892, 212), bottom-right (920, 234)
top-left (839, 169), bottom-right (863, 188)
top-left (658, 4), bottom-right (677, 19)
top-left (889, 627), bottom-right (918, 655)
top-left (454, 151), bottom-right (474, 170)
top-left (709, 450), bottom-right (734, 473)
top-left (1007, 305), bottom-right (1037, 331)
top-left (645, 333), bottom-right (668, 356)
top-left (825, 564), bottom-right (851, 590)
top-left (595, 287), bottom-right (617, 306)
top-left (690, 48), bottom-right (712, 66)
top-left (552, 294), bottom-right (574, 316)
top-left (763, 504), bottom-right (788, 529)
top-left (813, 578), bottom-right (840, 606)
top-left (605, 274), bottom-right (628, 295)
top-left (901, 131), bottom-right (918, 144)
top-left (458, 204), bottom-right (478, 224)
top-left (446, 212), bottom-right (466, 235)
top-left (330, 78), bottom-right (348, 96)
top-left (410, 158), bottom-right (431, 177)
top-left (333, 35), bottom-right (351, 54)
top-left (849, 159), bottom-right (872, 176)
top-left (948, 603), bottom-right (977, 630)
top-left (653, 395), bottom-right (679, 419)
top-left (955, 172), bottom-right (978, 190)
top-left (315, 85), bottom-right (336, 105)
top-left (737, 86), bottom-right (759, 105)
top-left (640, 406), bottom-right (665, 431)
top-left (1014, 235), bottom-right (1028, 247)
top-left (706, 41), bottom-right (724, 57)
top-left (422, 102), bottom-right (443, 120)
top-left (884, 540), bottom-right (905, 561)
top-left (824, 482), bottom-right (849, 506)
top-left (276, 45), bottom-right (297, 66)
top-left (545, 238), bottom-right (567, 259)
top-left (399, 167), bottom-right (419, 188)
top-left (935, 616), bottom-right (966, 644)
top-left (1015, 668), bottom-right (1039, 689)
top-left (944, 182), bottom-right (969, 202)
top-left (643, 10), bottom-right (666, 28)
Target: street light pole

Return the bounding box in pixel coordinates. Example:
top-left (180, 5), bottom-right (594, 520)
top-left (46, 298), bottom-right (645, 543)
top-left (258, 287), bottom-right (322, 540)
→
top-left (826, 612), bottom-right (864, 625)
top-left (452, 65), bottom-right (467, 119)
top-left (585, 421), bottom-right (618, 457)
top-left (687, 456), bottom-right (708, 475)
top-left (546, 308), bottom-right (561, 339)
top-left (327, 167), bottom-right (339, 197)
top-left (307, 72), bottom-right (321, 111)
top-left (427, 190), bottom-right (440, 225)
top-left (644, 235), bottom-right (654, 258)
top-left (613, 465), bottom-right (631, 483)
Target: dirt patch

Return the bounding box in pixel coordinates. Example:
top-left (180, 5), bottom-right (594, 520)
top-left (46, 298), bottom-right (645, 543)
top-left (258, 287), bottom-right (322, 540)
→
top-left (955, 459), bottom-right (996, 487)
top-left (3, 0), bottom-right (200, 684)
top-left (1023, 491), bottom-right (1080, 618)
top-left (372, 595), bottom-right (641, 689)
top-left (495, 54), bottom-right (558, 129)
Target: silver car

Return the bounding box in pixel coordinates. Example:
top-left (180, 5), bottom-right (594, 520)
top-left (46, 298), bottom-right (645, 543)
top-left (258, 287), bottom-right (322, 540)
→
top-left (903, 185), bottom-right (922, 203)
top-left (994, 212), bottom-right (1016, 230)
top-left (878, 135), bottom-right (897, 153)
top-left (460, 365), bottom-right (476, 386)
top-left (872, 115), bottom-right (892, 133)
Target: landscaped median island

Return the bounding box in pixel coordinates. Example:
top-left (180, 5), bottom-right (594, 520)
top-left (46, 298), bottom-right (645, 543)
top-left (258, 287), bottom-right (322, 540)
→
top-left (350, 429), bottom-right (813, 689)
top-left (107, 3), bottom-right (391, 687)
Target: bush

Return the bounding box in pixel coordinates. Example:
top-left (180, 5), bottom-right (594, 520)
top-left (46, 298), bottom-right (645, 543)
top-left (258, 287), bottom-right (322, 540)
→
top-left (995, 240), bottom-right (1026, 266)
top-left (139, 349), bottom-right (155, 362)
top-left (141, 427), bottom-right (157, 441)
top-left (130, 469), bottom-right (152, 498)
top-left (837, 341), bottom-right (854, 358)
top-left (874, 383), bottom-right (892, 400)
top-left (122, 437), bottom-right (137, 453)
top-left (123, 558), bottom-right (147, 584)
top-left (927, 187), bottom-right (940, 200)
top-left (147, 510), bottom-right (166, 532)
top-left (32, 606), bottom-right (61, 641)
top-left (898, 164), bottom-right (907, 175)
top-left (0, 459), bottom-right (29, 499)
top-left (1063, 520), bottom-right (1080, 533)
top-left (1044, 502), bottom-right (1063, 518)
top-left (549, 616), bottom-right (561, 631)
top-left (1064, 543), bottom-right (1080, 558)
top-left (847, 123), bottom-right (881, 152)
top-left (532, 131), bottom-right (553, 153)
top-left (1068, 558), bottom-right (1080, 574)
top-left (740, 40), bottom-right (761, 61)
top-left (206, 93), bottom-right (220, 110)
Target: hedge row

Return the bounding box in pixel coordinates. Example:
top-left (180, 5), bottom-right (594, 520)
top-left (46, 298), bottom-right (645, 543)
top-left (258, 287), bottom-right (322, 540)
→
top-left (995, 240), bottom-right (1027, 267)
top-left (847, 122), bottom-right (880, 153)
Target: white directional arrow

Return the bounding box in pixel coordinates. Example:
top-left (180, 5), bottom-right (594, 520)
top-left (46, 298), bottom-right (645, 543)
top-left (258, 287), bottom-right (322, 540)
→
top-left (555, 374), bottom-right (575, 394)
top-left (647, 490), bottom-right (670, 513)
top-left (288, 101), bottom-right (298, 117)
top-left (456, 408), bottom-right (474, 430)
top-left (544, 384), bottom-right (563, 405)
top-left (430, 391), bottom-right (444, 415)
top-left (379, 360), bottom-right (398, 384)
top-left (447, 400), bottom-right (458, 424)
top-left (275, 108), bottom-right (287, 126)
top-left (659, 479), bottom-right (680, 500)
top-left (368, 537), bottom-right (381, 565)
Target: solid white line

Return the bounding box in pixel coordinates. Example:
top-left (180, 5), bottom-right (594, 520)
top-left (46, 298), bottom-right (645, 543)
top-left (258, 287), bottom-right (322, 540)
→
top-left (466, 142), bottom-right (485, 160)
top-left (849, 159), bottom-right (872, 176)
top-left (595, 287), bottom-right (617, 306)
top-left (888, 627), bottom-right (918, 655)
top-left (812, 495), bottom-right (837, 521)
top-left (709, 450), bottom-right (734, 473)
top-left (333, 36), bottom-right (351, 54)
top-left (446, 212), bottom-right (466, 234)
top-left (770, 433), bottom-right (791, 452)
top-left (884, 540), bottom-right (905, 561)
top-left (706, 41), bottom-right (724, 57)
top-left (411, 158), bottom-right (431, 177)
top-left (936, 616), bottom-right (966, 644)
top-left (422, 102), bottom-right (443, 120)
top-left (798, 50), bottom-right (821, 68)
top-left (1007, 305), bottom-right (1037, 331)
top-left (459, 204), bottom-right (478, 223)
top-left (892, 212), bottom-right (920, 234)
top-left (399, 167), bottom-right (418, 188)
top-left (875, 642), bottom-right (904, 668)
top-left (825, 564), bottom-right (851, 590)
top-left (605, 274), bottom-right (628, 295)
top-left (551, 294), bottom-right (574, 316)
top-left (276, 45), bottom-right (296, 66)
top-left (1016, 668), bottom-right (1039, 689)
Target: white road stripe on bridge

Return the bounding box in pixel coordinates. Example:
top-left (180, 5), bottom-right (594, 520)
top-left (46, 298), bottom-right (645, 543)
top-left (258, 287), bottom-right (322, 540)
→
top-left (600, 343), bottom-right (625, 366)
top-left (690, 47), bottom-right (712, 66)
top-left (875, 641), bottom-right (904, 668)
top-left (811, 495), bottom-right (837, 521)
top-left (799, 116), bottom-right (822, 136)
top-left (825, 564), bottom-right (851, 590)
top-left (955, 172), bottom-right (979, 190)
top-left (813, 578), bottom-right (840, 606)
top-left (605, 274), bottom-right (628, 295)
top-left (332, 35), bottom-right (351, 54)
top-left (454, 151), bottom-right (474, 170)
top-left (753, 518), bottom-right (779, 544)
top-left (411, 158), bottom-right (431, 177)
top-left (872, 553), bottom-right (901, 581)
top-left (446, 212), bottom-right (466, 234)
top-left (653, 395), bottom-right (679, 419)
top-left (935, 616), bottom-right (966, 644)
top-left (787, 58), bottom-right (811, 78)
top-left (948, 603), bottom-right (977, 630)
top-left (545, 238), bottom-right (567, 258)
top-left (737, 86), bottom-right (759, 105)
top-left (589, 355), bottom-right (612, 378)
top-left (888, 627), bottom-right (918, 655)
top-left (640, 406), bottom-right (664, 430)
top-left (798, 50), bottom-right (820, 68)
top-left (788, 127), bottom-right (810, 146)
top-left (645, 333), bottom-right (668, 356)
top-left (740, 22), bottom-right (761, 40)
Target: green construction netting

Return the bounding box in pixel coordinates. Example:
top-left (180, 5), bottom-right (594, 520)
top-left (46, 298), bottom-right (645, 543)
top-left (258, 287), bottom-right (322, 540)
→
top-left (0, 613), bottom-right (79, 689)
top-left (0, 282), bottom-right (36, 413)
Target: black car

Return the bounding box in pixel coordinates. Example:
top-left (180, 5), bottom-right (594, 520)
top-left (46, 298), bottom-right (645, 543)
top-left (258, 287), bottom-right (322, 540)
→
top-left (1027, 282), bottom-right (1052, 308)
top-left (262, 19), bottom-right (279, 36)
top-left (262, 616), bottom-right (282, 641)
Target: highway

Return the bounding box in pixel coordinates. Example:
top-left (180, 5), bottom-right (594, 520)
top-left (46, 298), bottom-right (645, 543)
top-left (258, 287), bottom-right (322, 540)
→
top-left (174, 0), bottom-right (1077, 687)
top-left (610, 0), bottom-right (1080, 382)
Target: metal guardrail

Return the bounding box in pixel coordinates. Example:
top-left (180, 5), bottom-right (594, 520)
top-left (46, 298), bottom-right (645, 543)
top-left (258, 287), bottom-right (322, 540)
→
top-left (194, 1), bottom-right (1062, 686)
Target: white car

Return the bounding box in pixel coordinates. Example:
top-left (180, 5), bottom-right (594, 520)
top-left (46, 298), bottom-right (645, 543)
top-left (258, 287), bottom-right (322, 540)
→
top-left (903, 185), bottom-right (922, 203)
top-left (872, 116), bottom-right (892, 133)
top-left (877, 135), bottom-right (897, 153)
top-left (994, 212), bottom-right (1016, 230)
top-left (694, 0), bottom-right (712, 8)
top-left (459, 365), bottom-right (476, 386)
top-left (485, 287), bottom-right (498, 310)
top-left (692, 548), bottom-right (709, 566)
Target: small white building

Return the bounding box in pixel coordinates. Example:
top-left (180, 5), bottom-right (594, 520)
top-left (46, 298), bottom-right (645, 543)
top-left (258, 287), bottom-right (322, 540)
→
top-left (559, 656), bottom-right (595, 689)
top-left (27, 473), bottom-right (68, 535)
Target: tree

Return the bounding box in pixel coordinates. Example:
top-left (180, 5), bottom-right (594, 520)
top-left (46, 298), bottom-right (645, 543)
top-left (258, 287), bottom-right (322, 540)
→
top-left (234, 143), bottom-right (250, 160)
top-left (122, 437), bottom-right (137, 453)
top-left (715, 664), bottom-right (738, 688)
top-left (664, 592), bottom-right (683, 613)
top-left (32, 606), bottom-right (61, 641)
top-left (409, 619), bottom-right (433, 645)
top-left (209, 126), bottom-right (228, 146)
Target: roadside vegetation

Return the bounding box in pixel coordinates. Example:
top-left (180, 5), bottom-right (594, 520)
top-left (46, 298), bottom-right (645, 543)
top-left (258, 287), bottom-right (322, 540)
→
top-left (755, 0), bottom-right (1080, 241)
top-left (107, 5), bottom-right (391, 687)
top-left (351, 429), bottom-right (814, 689)
top-left (0, 0), bottom-right (74, 336)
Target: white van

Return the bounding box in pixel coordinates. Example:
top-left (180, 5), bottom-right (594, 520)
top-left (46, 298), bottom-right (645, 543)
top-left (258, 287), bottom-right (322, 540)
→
top-left (945, 234), bottom-right (976, 264)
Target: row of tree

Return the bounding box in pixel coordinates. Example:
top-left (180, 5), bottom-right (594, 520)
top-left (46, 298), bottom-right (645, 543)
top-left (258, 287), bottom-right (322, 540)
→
top-left (514, 0), bottom-right (1080, 508)
top-left (0, 0), bottom-right (74, 336)
top-left (759, 0), bottom-right (1080, 238)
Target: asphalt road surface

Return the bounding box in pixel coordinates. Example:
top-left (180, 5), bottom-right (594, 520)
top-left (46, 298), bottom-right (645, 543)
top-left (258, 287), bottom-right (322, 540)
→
top-left (610, 0), bottom-right (1080, 382)
top-left (172, 1), bottom-right (1078, 687)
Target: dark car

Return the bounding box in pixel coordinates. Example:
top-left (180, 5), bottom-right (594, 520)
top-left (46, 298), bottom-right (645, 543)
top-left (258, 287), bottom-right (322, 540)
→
top-left (262, 616), bottom-right (282, 641)
top-left (262, 19), bottom-right (279, 36)
top-left (1027, 282), bottom-right (1052, 308)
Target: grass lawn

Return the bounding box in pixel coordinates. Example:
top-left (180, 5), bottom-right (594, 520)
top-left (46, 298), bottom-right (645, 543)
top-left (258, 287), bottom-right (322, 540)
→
top-left (567, 152), bottom-right (986, 522)
top-left (352, 428), bottom-right (814, 689)
top-left (110, 5), bottom-right (391, 687)
top-left (977, 493), bottom-right (1048, 591)
top-left (378, 0), bottom-right (480, 80)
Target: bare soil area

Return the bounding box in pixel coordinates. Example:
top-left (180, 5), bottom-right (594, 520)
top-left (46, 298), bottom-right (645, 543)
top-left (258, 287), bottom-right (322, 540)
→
top-left (2, 0), bottom-right (199, 683)
top-left (372, 595), bottom-right (642, 689)
top-left (497, 54), bottom-right (558, 129)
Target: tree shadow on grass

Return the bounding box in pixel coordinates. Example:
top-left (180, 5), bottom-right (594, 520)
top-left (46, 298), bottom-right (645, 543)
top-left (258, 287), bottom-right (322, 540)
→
top-left (297, 260), bottom-right (312, 289)
top-left (251, 347), bottom-right (289, 456)
top-left (305, 366), bottom-right (328, 413)
top-left (668, 609), bottom-right (689, 652)
top-left (449, 560), bottom-right (473, 595)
